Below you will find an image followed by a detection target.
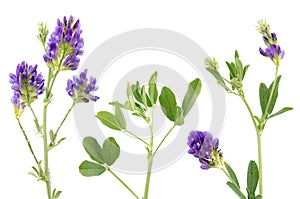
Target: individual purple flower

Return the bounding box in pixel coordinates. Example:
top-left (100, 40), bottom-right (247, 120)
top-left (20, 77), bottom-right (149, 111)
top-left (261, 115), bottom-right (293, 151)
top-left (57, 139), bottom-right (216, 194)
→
top-left (187, 131), bottom-right (223, 170)
top-left (9, 61), bottom-right (45, 116)
top-left (11, 91), bottom-right (25, 117)
top-left (43, 16), bottom-right (84, 71)
top-left (66, 69), bottom-right (99, 103)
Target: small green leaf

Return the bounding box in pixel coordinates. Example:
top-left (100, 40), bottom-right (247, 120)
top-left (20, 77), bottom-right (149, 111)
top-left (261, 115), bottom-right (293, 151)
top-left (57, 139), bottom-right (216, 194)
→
top-left (226, 181), bottom-right (246, 199)
top-left (49, 130), bottom-right (55, 143)
top-left (114, 102), bottom-right (126, 129)
top-left (148, 71), bottom-right (158, 104)
top-left (226, 61), bottom-right (237, 79)
top-left (102, 137), bottom-right (120, 166)
top-left (159, 87), bottom-right (178, 121)
top-left (132, 82), bottom-right (142, 103)
top-left (182, 78), bottom-right (202, 117)
top-left (83, 137), bottom-right (104, 164)
top-left (141, 85), bottom-right (150, 107)
top-left (110, 101), bottom-right (132, 111)
top-left (268, 107), bottom-right (293, 119)
top-left (243, 65), bottom-right (250, 80)
top-left (174, 106), bottom-right (184, 126)
top-left (52, 189), bottom-right (62, 199)
top-left (225, 162), bottom-right (240, 188)
top-left (235, 50), bottom-right (239, 58)
top-left (127, 82), bottom-right (136, 110)
top-left (235, 58), bottom-right (244, 80)
top-left (255, 195), bottom-right (262, 199)
top-left (247, 160), bottom-right (259, 194)
top-left (57, 137), bottom-right (66, 145)
top-left (267, 75), bottom-right (281, 114)
top-left (79, 160), bottom-right (106, 177)
top-left (259, 83), bottom-right (268, 114)
top-left (96, 111), bottom-right (121, 131)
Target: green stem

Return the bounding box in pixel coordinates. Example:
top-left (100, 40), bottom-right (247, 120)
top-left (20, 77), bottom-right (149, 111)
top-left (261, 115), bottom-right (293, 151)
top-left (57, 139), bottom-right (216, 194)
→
top-left (257, 133), bottom-right (263, 196)
top-left (54, 102), bottom-right (75, 136)
top-left (143, 155), bottom-right (153, 199)
top-left (16, 118), bottom-right (39, 165)
top-left (43, 104), bottom-right (52, 199)
top-left (107, 167), bottom-right (140, 199)
top-left (240, 93), bottom-right (263, 196)
top-left (240, 94), bottom-right (259, 131)
top-left (48, 72), bottom-right (59, 98)
top-left (153, 124), bottom-right (176, 156)
top-left (143, 109), bottom-right (155, 199)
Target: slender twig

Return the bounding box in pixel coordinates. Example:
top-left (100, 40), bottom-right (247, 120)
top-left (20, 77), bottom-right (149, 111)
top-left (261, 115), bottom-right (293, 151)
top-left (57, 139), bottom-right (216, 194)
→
top-left (124, 129), bottom-right (149, 146)
top-left (16, 118), bottom-right (39, 165)
top-left (107, 167), bottom-right (140, 199)
top-left (153, 124), bottom-right (176, 156)
top-left (54, 102), bottom-right (75, 136)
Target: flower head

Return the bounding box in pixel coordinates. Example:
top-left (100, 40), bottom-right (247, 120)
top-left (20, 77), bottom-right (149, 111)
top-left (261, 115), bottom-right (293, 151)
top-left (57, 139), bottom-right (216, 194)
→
top-left (259, 44), bottom-right (285, 65)
top-left (187, 131), bottom-right (223, 170)
top-left (9, 61), bottom-right (45, 117)
top-left (204, 57), bottom-right (219, 71)
top-left (257, 19), bottom-right (284, 66)
top-left (43, 16), bottom-right (84, 71)
top-left (66, 69), bottom-right (99, 103)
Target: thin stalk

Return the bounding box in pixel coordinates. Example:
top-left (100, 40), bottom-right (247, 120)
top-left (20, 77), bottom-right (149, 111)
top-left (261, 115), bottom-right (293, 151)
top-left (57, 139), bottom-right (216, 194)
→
top-left (43, 104), bottom-right (51, 199)
top-left (143, 155), bottom-right (153, 199)
top-left (48, 72), bottom-right (59, 98)
top-left (124, 129), bottom-right (149, 146)
top-left (153, 124), bottom-right (176, 156)
top-left (17, 118), bottom-right (39, 165)
top-left (143, 108), bottom-right (155, 199)
top-left (257, 133), bottom-right (263, 196)
top-left (240, 94), bottom-right (259, 131)
top-left (28, 104), bottom-right (41, 133)
top-left (222, 167), bottom-right (246, 199)
top-left (107, 167), bottom-right (140, 199)
top-left (54, 102), bottom-right (75, 136)
top-left (240, 93), bottom-right (263, 196)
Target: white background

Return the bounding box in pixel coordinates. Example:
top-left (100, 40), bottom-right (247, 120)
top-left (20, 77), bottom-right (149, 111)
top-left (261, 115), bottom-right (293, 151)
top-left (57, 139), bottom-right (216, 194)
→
top-left (0, 0), bottom-right (299, 198)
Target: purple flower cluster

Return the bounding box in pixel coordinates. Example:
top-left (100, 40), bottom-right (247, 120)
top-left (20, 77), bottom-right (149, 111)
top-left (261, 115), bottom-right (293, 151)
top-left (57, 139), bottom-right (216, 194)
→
top-left (257, 20), bottom-right (284, 66)
top-left (43, 16), bottom-right (84, 71)
top-left (66, 69), bottom-right (99, 103)
top-left (187, 131), bottom-right (222, 170)
top-left (9, 62), bottom-right (45, 116)
top-left (259, 44), bottom-right (284, 61)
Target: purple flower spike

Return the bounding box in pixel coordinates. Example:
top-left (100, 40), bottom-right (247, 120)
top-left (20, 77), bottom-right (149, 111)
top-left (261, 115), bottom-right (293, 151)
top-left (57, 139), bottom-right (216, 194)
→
top-left (187, 131), bottom-right (223, 170)
top-left (257, 20), bottom-right (284, 65)
top-left (44, 16), bottom-right (84, 71)
top-left (66, 69), bottom-right (99, 103)
top-left (9, 62), bottom-right (45, 117)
